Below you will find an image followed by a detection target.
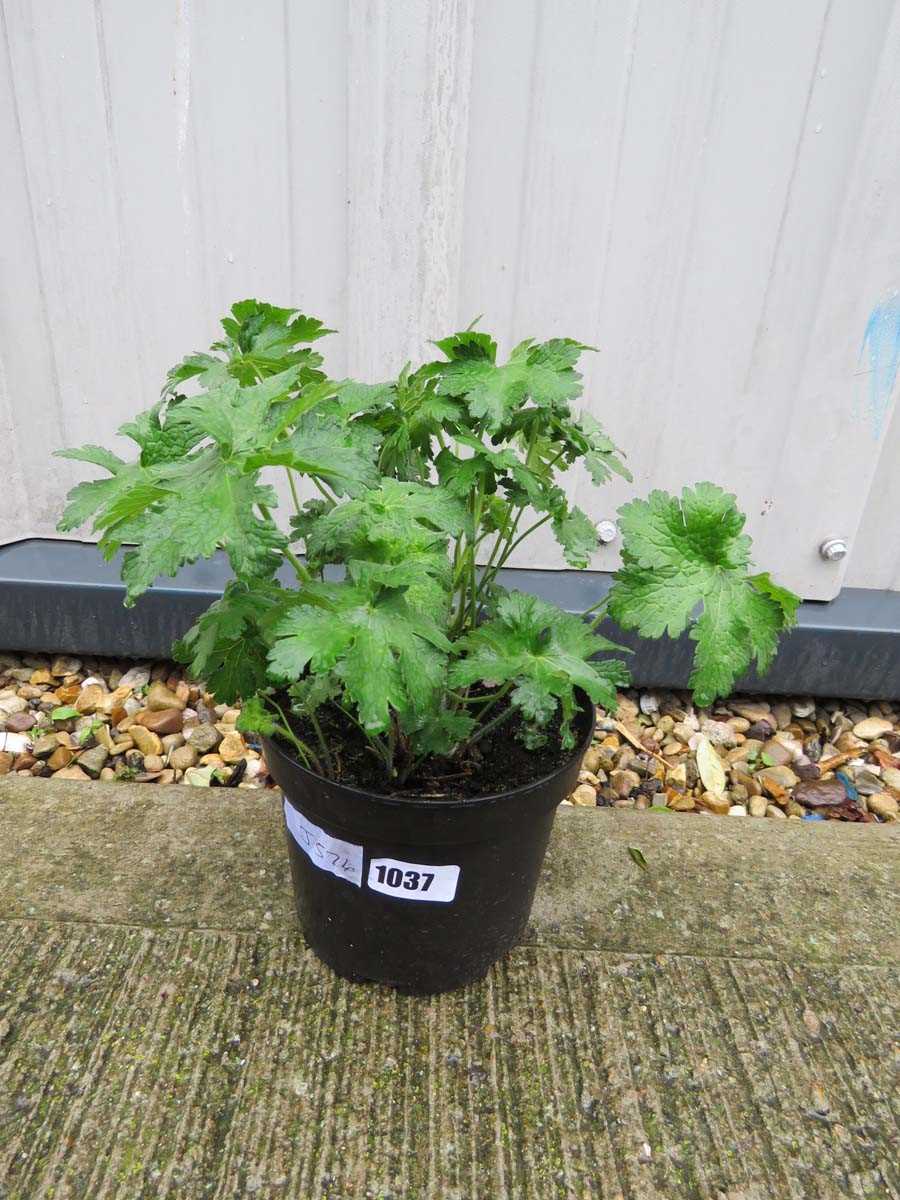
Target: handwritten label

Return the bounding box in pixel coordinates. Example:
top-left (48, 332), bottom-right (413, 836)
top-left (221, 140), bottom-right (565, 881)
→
top-left (367, 857), bottom-right (460, 903)
top-left (283, 799), bottom-right (363, 887)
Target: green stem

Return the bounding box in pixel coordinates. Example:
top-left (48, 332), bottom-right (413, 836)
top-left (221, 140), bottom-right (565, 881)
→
top-left (307, 707), bottom-right (335, 776)
top-left (461, 702), bottom-right (518, 752)
top-left (258, 503), bottom-right (312, 583)
top-left (312, 476), bottom-right (339, 505)
top-left (583, 595), bottom-right (610, 631)
top-left (471, 681), bottom-right (513, 728)
top-left (269, 698), bottom-right (321, 774)
top-left (286, 468), bottom-right (302, 515)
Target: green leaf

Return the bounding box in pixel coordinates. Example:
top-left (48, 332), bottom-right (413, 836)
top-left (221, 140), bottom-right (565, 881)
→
top-left (163, 299), bottom-right (334, 395)
top-left (245, 411), bottom-right (379, 497)
top-left (267, 579), bottom-right (451, 734)
top-left (607, 483), bottom-right (799, 706)
top-left (305, 479), bottom-right (466, 567)
top-left (169, 369), bottom-right (303, 459)
top-left (449, 590), bottom-right (630, 747)
top-left (54, 447), bottom-right (147, 534)
top-left (627, 846), bottom-right (649, 870)
top-left (563, 411), bottom-right (632, 484)
top-left (99, 450), bottom-right (287, 604)
top-left (435, 337), bottom-right (590, 431)
top-left (51, 705), bottom-right (79, 721)
top-left (551, 505), bottom-right (598, 569)
top-left (174, 581), bottom-right (287, 704)
top-left (235, 694), bottom-right (278, 737)
top-left (118, 399), bottom-right (204, 467)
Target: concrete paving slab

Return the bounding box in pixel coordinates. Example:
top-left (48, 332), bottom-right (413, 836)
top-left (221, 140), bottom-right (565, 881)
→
top-left (1, 776), bottom-right (896, 964)
top-left (0, 777), bottom-right (897, 1199)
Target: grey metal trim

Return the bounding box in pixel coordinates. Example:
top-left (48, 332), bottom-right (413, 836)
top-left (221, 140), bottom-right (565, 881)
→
top-left (1, 539), bottom-right (898, 698)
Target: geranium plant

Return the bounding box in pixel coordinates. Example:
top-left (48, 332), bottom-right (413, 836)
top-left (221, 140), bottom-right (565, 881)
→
top-left (57, 300), bottom-right (799, 790)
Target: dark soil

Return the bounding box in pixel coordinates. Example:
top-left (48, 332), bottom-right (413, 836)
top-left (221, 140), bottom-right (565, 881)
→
top-left (279, 694), bottom-right (586, 801)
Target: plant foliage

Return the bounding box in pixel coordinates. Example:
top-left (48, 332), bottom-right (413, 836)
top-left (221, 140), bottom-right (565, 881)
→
top-left (57, 299), bottom-right (798, 787)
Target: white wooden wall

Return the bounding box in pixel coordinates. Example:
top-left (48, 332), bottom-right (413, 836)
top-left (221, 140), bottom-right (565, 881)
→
top-left (2, 0), bottom-right (899, 600)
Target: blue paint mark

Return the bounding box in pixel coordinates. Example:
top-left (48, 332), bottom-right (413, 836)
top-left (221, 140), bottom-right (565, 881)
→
top-left (802, 812), bottom-right (825, 822)
top-left (861, 292), bottom-right (900, 438)
top-left (836, 770), bottom-right (858, 802)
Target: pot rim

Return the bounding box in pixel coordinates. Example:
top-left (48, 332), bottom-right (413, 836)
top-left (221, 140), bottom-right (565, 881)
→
top-left (264, 688), bottom-right (596, 812)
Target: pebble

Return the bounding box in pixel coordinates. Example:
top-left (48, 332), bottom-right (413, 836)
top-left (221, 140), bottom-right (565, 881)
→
top-left (185, 723), bottom-right (223, 754)
top-left (130, 726), bottom-right (163, 757)
top-left (792, 779), bottom-right (847, 809)
top-left (748, 796), bottom-right (767, 818)
top-left (168, 744), bottom-right (199, 772)
top-left (118, 665), bottom-right (150, 690)
top-left (77, 745), bottom-right (109, 778)
top-left (761, 739), bottom-right (793, 767)
top-left (852, 717), bottom-right (893, 741)
top-left (53, 765), bottom-right (90, 781)
top-left (732, 702), bottom-right (771, 723)
top-left (146, 681), bottom-right (187, 712)
top-left (219, 732), bottom-right (249, 764)
top-left (75, 683), bottom-right (106, 714)
top-left (184, 766), bottom-right (216, 787)
top-left (610, 768), bottom-right (640, 797)
top-left (570, 783), bottom-right (597, 807)
top-left (697, 791), bottom-right (730, 815)
top-left (47, 747), bottom-right (75, 771)
top-left (868, 793), bottom-right (899, 818)
top-left (728, 804), bottom-right (748, 816)
top-left (134, 708), bottom-right (184, 736)
top-left (50, 656), bottom-right (82, 677)
top-left (4, 711), bottom-right (36, 733)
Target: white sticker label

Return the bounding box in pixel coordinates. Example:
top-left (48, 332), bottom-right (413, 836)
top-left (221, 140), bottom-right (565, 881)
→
top-left (283, 799), bottom-right (363, 887)
top-left (367, 857), bottom-right (460, 903)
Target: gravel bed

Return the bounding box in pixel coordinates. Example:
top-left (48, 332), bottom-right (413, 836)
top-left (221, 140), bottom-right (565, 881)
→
top-left (0, 653), bottom-right (897, 822)
top-left (0, 653), bottom-right (272, 789)
top-left (569, 689), bottom-right (900, 822)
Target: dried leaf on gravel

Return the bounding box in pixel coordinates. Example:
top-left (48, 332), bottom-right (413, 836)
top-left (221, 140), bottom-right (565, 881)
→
top-left (695, 734), bottom-right (726, 797)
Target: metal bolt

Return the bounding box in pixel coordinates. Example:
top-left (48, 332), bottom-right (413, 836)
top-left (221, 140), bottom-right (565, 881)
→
top-left (596, 520), bottom-right (618, 545)
top-left (819, 538), bottom-right (848, 562)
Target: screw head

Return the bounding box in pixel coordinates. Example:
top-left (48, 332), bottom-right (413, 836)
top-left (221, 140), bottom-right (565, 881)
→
top-left (819, 538), bottom-right (848, 562)
top-left (596, 520), bottom-right (618, 545)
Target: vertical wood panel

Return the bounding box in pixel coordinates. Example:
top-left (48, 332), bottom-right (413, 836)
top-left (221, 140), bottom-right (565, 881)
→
top-left (284, 0), bottom-right (350, 373)
top-left (1, 0), bottom-right (898, 600)
top-left (0, 1), bottom-right (59, 536)
top-left (2, 0), bottom-right (147, 527)
top-left (345, 0), bottom-right (474, 377)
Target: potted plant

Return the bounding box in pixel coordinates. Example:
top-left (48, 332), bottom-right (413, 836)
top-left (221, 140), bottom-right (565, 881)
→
top-left (57, 300), bottom-right (798, 993)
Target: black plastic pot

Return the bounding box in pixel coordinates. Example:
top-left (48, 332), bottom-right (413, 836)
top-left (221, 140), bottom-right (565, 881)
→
top-left (262, 693), bottom-right (594, 994)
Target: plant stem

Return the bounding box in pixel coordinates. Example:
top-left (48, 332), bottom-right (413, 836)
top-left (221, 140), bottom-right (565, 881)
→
top-left (286, 468), bottom-right (302, 515)
top-left (307, 707), bottom-right (335, 776)
top-left (258, 502), bottom-right (312, 583)
top-left (283, 546), bottom-right (312, 584)
top-left (472, 681), bottom-right (513, 727)
top-left (312, 476), bottom-right (339, 505)
top-left (461, 702), bottom-right (518, 751)
top-left (269, 698), bottom-right (321, 774)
